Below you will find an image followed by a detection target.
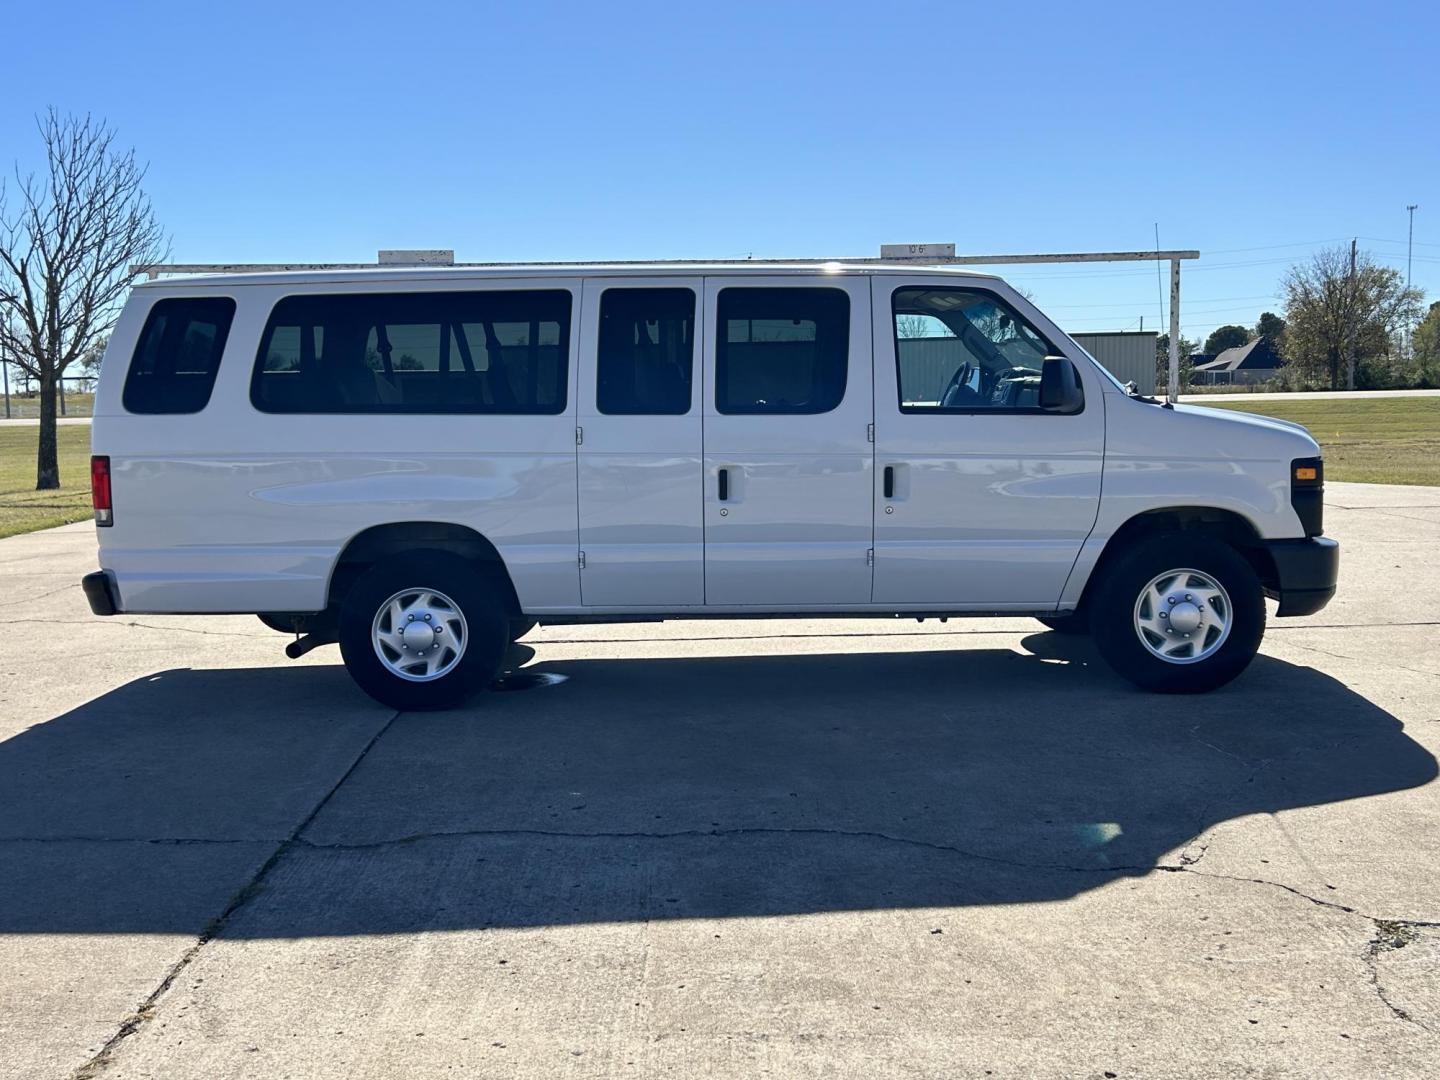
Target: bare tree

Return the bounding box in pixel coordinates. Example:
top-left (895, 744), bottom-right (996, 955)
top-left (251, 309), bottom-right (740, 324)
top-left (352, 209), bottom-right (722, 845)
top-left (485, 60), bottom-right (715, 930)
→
top-left (0, 111), bottom-right (165, 489)
top-left (896, 314), bottom-right (937, 339)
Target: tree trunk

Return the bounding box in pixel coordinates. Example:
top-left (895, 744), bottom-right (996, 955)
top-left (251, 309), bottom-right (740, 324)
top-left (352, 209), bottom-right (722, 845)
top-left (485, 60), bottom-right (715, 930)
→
top-left (35, 372), bottom-right (60, 491)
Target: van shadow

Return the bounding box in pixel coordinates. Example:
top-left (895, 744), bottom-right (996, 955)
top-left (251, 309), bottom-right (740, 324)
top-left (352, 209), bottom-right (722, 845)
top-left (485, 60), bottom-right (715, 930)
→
top-left (0, 637), bottom-right (1434, 937)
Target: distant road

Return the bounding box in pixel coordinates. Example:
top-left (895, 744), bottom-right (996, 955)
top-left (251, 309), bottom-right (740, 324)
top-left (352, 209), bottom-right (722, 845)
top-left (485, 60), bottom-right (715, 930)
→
top-left (1180, 389), bottom-right (1439, 402)
top-left (0, 417), bottom-right (93, 426)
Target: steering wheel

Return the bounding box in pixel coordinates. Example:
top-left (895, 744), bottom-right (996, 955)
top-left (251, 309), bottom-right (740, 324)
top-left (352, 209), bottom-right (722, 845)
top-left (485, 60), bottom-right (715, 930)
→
top-left (938, 361), bottom-right (974, 407)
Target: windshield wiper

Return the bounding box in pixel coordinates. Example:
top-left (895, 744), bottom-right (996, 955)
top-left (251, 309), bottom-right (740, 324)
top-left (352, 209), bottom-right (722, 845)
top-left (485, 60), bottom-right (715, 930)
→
top-left (1123, 380), bottom-right (1170, 407)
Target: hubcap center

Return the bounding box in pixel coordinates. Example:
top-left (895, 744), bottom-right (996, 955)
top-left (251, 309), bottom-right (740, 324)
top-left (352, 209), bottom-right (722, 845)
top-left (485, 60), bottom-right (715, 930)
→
top-left (1168, 601), bottom-right (1203, 634)
top-left (399, 621), bottom-right (437, 650)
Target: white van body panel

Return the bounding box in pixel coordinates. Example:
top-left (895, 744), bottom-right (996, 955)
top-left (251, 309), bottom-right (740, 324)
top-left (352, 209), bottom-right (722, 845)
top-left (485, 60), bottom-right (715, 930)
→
top-left (95, 276), bottom-right (583, 614)
top-left (870, 275), bottom-right (1106, 607)
top-left (700, 274), bottom-right (875, 607)
top-left (1057, 387), bottom-right (1320, 608)
top-left (90, 264), bottom-right (1324, 620)
top-left (576, 275), bottom-right (705, 608)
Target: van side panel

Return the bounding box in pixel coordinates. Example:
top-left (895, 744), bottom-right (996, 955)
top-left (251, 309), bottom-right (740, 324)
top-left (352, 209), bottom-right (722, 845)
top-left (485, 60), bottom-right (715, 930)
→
top-left (92, 281), bottom-right (582, 615)
top-left (1057, 386), bottom-right (1312, 609)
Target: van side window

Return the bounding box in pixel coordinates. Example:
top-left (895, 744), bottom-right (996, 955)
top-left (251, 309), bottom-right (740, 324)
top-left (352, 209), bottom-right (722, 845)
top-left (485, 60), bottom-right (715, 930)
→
top-left (251, 290), bottom-right (571, 414)
top-left (893, 287), bottom-right (1061, 412)
top-left (716, 287), bottom-right (848, 415)
top-left (122, 297), bottom-right (236, 414)
top-left (597, 288), bottom-right (695, 415)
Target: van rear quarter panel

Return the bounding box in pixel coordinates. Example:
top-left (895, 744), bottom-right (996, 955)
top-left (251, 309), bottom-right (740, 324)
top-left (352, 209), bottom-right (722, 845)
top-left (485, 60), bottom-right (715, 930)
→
top-left (93, 280), bottom-right (581, 614)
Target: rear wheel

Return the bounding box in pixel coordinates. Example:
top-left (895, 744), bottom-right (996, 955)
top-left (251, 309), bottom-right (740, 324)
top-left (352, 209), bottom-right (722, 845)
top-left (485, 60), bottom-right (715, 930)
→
top-left (508, 617), bottom-right (538, 642)
top-left (338, 554), bottom-right (508, 710)
top-left (1090, 533), bottom-right (1264, 693)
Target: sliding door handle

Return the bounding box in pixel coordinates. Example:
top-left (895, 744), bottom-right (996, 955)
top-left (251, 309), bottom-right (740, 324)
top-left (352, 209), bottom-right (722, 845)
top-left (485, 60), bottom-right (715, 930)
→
top-left (718, 468), bottom-right (729, 501)
top-left (883, 466), bottom-right (895, 500)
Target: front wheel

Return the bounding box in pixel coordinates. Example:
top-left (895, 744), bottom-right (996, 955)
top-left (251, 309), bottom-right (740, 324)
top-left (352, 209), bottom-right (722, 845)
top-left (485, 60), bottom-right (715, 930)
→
top-left (338, 554), bottom-right (508, 710)
top-left (1090, 533), bottom-right (1264, 693)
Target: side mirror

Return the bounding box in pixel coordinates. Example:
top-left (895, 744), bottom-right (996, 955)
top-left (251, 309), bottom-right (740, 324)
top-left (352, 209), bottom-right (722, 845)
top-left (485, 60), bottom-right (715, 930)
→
top-left (1039, 355), bottom-right (1084, 413)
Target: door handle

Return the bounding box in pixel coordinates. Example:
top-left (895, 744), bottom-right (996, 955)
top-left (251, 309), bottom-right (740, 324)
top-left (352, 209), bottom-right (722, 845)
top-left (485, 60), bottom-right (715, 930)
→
top-left (718, 467), bottom-right (729, 501)
top-left (883, 466), bottom-right (895, 500)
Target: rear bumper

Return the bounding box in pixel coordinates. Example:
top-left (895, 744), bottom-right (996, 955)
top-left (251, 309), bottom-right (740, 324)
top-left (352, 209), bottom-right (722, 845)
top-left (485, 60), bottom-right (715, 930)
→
top-left (1264, 537), bottom-right (1339, 617)
top-left (82, 571), bottom-right (120, 616)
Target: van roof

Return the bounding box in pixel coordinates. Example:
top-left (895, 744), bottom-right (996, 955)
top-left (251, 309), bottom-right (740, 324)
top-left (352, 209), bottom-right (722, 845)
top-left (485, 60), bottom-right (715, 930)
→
top-left (133, 262), bottom-right (1003, 289)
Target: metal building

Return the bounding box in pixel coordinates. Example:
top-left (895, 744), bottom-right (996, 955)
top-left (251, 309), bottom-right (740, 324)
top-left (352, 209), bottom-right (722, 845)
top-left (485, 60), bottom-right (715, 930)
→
top-left (1070, 331), bottom-right (1158, 396)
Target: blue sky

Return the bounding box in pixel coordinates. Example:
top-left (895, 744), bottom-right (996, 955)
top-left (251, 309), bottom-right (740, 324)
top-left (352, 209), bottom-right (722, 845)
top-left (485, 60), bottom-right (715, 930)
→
top-left (4, 0), bottom-right (1437, 342)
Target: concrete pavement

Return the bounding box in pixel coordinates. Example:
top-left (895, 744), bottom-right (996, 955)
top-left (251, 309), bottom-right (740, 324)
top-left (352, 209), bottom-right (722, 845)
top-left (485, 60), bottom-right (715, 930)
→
top-left (1, 484), bottom-right (1437, 1078)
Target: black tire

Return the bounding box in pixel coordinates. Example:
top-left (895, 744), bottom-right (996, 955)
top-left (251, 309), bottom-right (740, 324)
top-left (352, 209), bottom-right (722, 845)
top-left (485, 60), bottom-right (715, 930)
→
top-left (508, 617), bottom-right (538, 642)
top-left (338, 553), bottom-right (508, 710)
top-left (1037, 614), bottom-right (1088, 635)
top-left (1090, 532), bottom-right (1264, 693)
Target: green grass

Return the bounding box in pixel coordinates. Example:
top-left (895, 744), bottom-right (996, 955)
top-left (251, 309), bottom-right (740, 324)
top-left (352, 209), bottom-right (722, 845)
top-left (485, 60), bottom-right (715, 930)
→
top-left (0, 426), bottom-right (94, 538)
top-left (1206, 397), bottom-right (1440, 486)
top-left (2, 391), bottom-right (95, 418)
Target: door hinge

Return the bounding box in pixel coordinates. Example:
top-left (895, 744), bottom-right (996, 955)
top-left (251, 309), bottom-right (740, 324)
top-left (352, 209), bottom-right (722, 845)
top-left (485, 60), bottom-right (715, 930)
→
top-left (866, 423), bottom-right (875, 443)
top-left (578, 550), bottom-right (586, 570)
top-left (866, 548), bottom-right (874, 566)
top-left (576, 425), bottom-right (584, 445)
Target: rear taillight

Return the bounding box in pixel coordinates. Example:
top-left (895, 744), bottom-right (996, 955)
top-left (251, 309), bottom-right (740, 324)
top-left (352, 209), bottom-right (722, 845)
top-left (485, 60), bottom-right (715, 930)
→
top-left (91, 455), bottom-right (113, 526)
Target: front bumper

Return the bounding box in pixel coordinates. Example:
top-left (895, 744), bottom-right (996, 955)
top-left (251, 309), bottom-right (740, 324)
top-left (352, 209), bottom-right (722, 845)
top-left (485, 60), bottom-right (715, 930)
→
top-left (82, 571), bottom-right (120, 616)
top-left (1264, 537), bottom-right (1339, 617)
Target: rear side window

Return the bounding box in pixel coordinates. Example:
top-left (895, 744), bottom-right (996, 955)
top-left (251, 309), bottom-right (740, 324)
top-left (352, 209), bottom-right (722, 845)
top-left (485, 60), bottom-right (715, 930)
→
top-left (716, 287), bottom-right (849, 414)
top-left (251, 290), bottom-right (571, 414)
top-left (122, 297), bottom-right (236, 414)
top-left (597, 288), bottom-right (695, 415)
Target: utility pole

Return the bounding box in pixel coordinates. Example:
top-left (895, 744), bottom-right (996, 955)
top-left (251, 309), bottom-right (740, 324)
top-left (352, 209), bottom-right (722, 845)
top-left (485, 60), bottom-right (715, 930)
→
top-left (1407, 204), bottom-right (1419, 289)
top-left (1345, 238), bottom-right (1358, 391)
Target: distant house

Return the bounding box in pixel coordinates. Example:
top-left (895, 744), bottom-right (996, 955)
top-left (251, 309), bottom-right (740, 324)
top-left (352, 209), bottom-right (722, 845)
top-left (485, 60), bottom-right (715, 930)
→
top-left (1191, 338), bottom-right (1283, 385)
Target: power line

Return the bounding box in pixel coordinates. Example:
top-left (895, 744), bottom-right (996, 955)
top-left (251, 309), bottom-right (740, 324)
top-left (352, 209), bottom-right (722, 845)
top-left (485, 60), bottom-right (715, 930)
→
top-left (1039, 293), bottom-right (1279, 309)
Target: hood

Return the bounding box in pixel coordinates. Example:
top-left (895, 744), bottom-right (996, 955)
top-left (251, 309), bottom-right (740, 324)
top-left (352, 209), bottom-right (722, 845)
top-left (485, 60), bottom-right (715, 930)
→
top-left (1171, 402), bottom-right (1316, 441)
top-left (1106, 392), bottom-right (1323, 460)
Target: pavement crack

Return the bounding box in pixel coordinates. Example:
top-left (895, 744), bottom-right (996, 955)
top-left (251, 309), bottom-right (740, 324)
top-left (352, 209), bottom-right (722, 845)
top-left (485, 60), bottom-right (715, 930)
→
top-left (1363, 919), bottom-right (1439, 1032)
top-left (0, 582), bottom-right (74, 608)
top-left (296, 824), bottom-right (1440, 928)
top-left (291, 824), bottom-right (1151, 875)
top-left (1268, 620), bottom-right (1440, 631)
top-left (1284, 638), bottom-right (1440, 680)
top-left (67, 707), bottom-right (403, 1080)
top-left (7, 618), bottom-right (275, 640)
top-left (0, 836), bottom-right (256, 846)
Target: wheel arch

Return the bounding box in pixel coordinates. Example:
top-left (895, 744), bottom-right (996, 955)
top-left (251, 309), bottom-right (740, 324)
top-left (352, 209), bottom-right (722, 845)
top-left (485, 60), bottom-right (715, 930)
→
top-left (325, 521), bottom-right (522, 616)
top-left (1077, 506), bottom-right (1278, 612)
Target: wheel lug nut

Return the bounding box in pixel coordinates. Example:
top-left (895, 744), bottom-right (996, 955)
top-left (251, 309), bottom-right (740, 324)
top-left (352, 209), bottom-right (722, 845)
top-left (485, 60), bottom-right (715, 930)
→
top-left (408, 614), bottom-right (415, 621)
top-left (424, 614), bottom-right (432, 621)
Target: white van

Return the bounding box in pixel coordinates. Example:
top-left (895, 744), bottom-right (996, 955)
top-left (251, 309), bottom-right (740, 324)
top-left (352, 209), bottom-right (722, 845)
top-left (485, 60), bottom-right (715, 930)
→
top-left (82, 264), bottom-right (1338, 707)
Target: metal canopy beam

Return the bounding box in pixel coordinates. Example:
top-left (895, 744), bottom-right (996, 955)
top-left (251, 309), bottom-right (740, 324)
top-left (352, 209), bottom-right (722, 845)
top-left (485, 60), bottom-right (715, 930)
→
top-left (136, 250), bottom-right (1199, 275)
